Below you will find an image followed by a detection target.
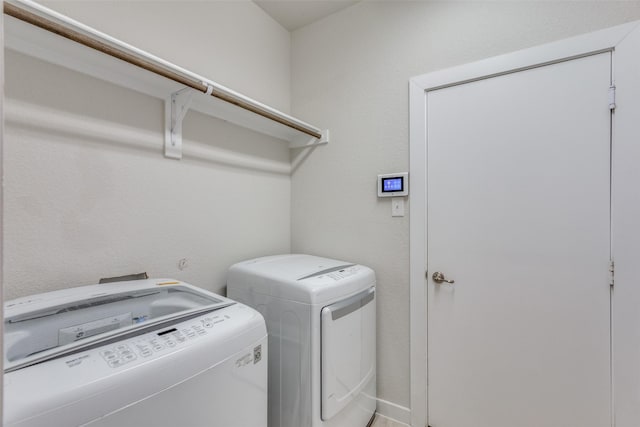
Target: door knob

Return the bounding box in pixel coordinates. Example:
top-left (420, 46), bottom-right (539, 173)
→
top-left (432, 271), bottom-right (455, 284)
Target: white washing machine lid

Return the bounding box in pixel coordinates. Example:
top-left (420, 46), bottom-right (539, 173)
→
top-left (4, 279), bottom-right (234, 372)
top-left (4, 298), bottom-right (266, 427)
top-left (227, 254), bottom-right (376, 304)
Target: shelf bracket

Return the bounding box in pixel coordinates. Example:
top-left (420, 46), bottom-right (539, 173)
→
top-left (289, 129), bottom-right (330, 149)
top-left (164, 87), bottom-right (201, 159)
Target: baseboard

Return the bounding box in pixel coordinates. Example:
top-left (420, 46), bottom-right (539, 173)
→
top-left (376, 397), bottom-right (411, 426)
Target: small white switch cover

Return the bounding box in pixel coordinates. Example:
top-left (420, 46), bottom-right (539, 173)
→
top-left (392, 197), bottom-right (405, 217)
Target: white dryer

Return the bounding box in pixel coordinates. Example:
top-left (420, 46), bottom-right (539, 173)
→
top-left (227, 254), bottom-right (376, 427)
top-left (4, 279), bottom-right (268, 427)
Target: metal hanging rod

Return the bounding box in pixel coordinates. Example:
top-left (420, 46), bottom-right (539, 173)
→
top-left (3, 0), bottom-right (323, 140)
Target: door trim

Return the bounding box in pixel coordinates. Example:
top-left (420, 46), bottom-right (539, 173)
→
top-left (408, 21), bottom-right (638, 427)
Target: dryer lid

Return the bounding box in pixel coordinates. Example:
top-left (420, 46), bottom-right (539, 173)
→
top-left (4, 279), bottom-right (233, 372)
top-left (227, 254), bottom-right (376, 304)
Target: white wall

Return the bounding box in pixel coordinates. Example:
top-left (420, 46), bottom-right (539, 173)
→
top-left (40, 0), bottom-right (291, 113)
top-left (3, 0), bottom-right (292, 299)
top-left (290, 0), bottom-right (640, 416)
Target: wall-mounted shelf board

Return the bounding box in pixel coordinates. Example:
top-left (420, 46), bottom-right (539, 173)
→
top-left (4, 0), bottom-right (329, 158)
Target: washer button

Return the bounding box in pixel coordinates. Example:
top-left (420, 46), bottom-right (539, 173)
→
top-left (108, 359), bottom-right (123, 368)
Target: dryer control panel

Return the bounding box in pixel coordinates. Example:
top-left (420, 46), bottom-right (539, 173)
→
top-left (323, 266), bottom-right (361, 282)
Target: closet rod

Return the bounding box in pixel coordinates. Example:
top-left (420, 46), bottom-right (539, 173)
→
top-left (3, 1), bottom-right (323, 140)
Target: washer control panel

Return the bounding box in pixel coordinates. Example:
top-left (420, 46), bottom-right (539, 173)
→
top-left (98, 313), bottom-right (231, 368)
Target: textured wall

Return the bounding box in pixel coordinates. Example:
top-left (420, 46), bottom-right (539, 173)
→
top-left (4, 1), bottom-right (292, 299)
top-left (290, 0), bottom-right (640, 412)
top-left (40, 0), bottom-right (291, 112)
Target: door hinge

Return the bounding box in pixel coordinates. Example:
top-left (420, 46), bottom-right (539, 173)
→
top-left (609, 260), bottom-right (615, 287)
top-left (609, 85), bottom-right (616, 111)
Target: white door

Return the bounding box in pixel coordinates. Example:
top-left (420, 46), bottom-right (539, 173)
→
top-left (426, 53), bottom-right (611, 427)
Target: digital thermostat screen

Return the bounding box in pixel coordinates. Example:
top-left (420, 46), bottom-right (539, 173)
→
top-left (377, 172), bottom-right (408, 197)
top-left (382, 177), bottom-right (403, 192)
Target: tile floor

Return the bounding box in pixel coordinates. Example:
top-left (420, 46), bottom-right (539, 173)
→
top-left (371, 414), bottom-right (409, 427)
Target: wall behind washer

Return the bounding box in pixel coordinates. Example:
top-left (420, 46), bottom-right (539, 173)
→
top-left (40, 0), bottom-right (291, 113)
top-left (3, 1), bottom-right (292, 299)
top-left (290, 0), bottom-right (640, 417)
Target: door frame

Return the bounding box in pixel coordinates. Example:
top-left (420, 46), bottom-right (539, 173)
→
top-left (1, 2), bottom-right (4, 420)
top-left (408, 21), bottom-right (639, 427)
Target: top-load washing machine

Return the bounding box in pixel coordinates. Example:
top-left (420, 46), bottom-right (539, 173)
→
top-left (4, 279), bottom-right (267, 427)
top-left (227, 254), bottom-right (376, 427)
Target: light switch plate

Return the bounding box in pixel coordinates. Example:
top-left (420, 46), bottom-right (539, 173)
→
top-left (392, 197), bottom-right (405, 217)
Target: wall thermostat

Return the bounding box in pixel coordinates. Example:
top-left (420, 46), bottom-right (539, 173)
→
top-left (377, 172), bottom-right (409, 197)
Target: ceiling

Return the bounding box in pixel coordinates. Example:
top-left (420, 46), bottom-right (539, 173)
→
top-left (254, 0), bottom-right (360, 31)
